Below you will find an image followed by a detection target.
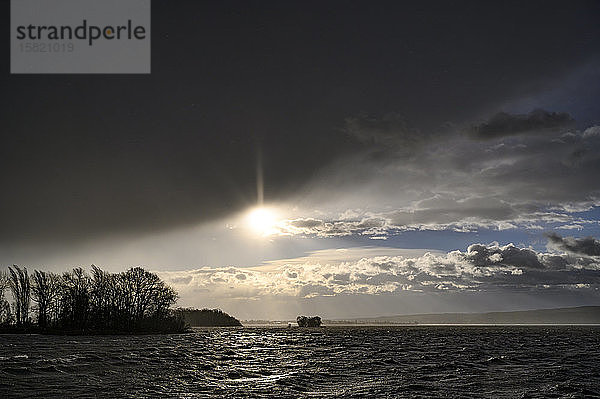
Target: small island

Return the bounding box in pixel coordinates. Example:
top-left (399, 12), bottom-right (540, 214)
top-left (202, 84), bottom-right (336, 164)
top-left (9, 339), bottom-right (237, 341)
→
top-left (296, 315), bottom-right (322, 327)
top-left (176, 307), bottom-right (242, 327)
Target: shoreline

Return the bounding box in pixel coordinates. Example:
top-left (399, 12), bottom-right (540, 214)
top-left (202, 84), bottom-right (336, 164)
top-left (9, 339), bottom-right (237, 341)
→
top-left (241, 323), bottom-right (600, 327)
top-left (0, 326), bottom-right (192, 336)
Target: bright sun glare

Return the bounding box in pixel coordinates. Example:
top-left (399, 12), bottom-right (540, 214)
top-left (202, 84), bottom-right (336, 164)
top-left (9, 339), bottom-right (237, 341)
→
top-left (246, 207), bottom-right (278, 236)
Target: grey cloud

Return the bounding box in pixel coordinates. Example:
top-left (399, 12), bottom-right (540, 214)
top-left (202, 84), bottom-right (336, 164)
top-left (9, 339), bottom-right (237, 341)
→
top-left (275, 209), bottom-right (589, 239)
top-left (344, 113), bottom-right (424, 152)
top-left (465, 243), bottom-right (544, 269)
top-left (289, 219), bottom-right (324, 229)
top-left (298, 284), bottom-right (335, 298)
top-left (332, 273), bottom-right (350, 282)
top-left (390, 197), bottom-right (519, 225)
top-left (171, 276), bottom-right (192, 285)
top-left (286, 271), bottom-right (298, 279)
top-left (538, 254), bottom-right (568, 270)
top-left (468, 109), bottom-right (574, 140)
top-left (277, 217), bottom-right (390, 238)
top-left (295, 121), bottom-right (600, 235)
top-left (546, 233), bottom-right (600, 257)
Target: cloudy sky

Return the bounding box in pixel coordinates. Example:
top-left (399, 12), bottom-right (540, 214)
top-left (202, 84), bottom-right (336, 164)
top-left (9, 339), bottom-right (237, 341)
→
top-left (2, 1), bottom-right (600, 319)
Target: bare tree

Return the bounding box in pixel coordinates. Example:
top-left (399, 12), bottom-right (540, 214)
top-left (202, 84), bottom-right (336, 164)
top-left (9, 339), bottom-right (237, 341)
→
top-left (112, 267), bottom-right (178, 328)
top-left (0, 270), bottom-right (12, 325)
top-left (129, 267), bottom-right (177, 320)
top-left (8, 265), bottom-right (31, 325)
top-left (60, 267), bottom-right (90, 328)
top-left (31, 270), bottom-right (60, 328)
top-left (89, 265), bottom-right (115, 329)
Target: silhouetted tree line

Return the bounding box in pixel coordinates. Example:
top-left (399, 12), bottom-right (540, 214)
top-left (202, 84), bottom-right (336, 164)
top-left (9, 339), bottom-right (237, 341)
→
top-left (176, 308), bottom-right (242, 327)
top-left (296, 315), bottom-right (322, 327)
top-left (0, 265), bottom-right (186, 333)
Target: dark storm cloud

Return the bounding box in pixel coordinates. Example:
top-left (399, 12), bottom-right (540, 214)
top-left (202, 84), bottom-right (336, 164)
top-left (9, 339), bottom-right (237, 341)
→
top-left (1, 0), bottom-right (599, 246)
top-left (343, 113), bottom-right (423, 150)
top-left (546, 233), bottom-right (600, 256)
top-left (468, 109), bottom-right (575, 140)
top-left (465, 243), bottom-right (545, 269)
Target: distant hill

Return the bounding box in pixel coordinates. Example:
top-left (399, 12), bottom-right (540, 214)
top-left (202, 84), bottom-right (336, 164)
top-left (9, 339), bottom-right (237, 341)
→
top-left (331, 306), bottom-right (600, 325)
top-left (176, 308), bottom-right (242, 327)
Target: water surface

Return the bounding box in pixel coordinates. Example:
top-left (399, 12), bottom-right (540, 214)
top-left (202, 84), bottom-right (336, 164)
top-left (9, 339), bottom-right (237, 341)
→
top-left (1, 326), bottom-right (599, 398)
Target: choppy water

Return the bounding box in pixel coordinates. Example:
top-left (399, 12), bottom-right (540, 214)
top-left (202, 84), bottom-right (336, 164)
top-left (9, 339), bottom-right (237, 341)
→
top-left (1, 326), bottom-right (599, 398)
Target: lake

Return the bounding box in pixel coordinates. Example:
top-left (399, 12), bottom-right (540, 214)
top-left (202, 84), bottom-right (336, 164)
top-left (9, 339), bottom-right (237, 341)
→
top-left (1, 326), bottom-right (599, 398)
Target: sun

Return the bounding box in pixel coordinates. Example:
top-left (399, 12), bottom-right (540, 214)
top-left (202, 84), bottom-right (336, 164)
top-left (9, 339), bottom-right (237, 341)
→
top-left (246, 207), bottom-right (279, 236)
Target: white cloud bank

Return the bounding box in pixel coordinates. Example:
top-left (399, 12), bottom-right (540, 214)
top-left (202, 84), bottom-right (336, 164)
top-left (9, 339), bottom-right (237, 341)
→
top-left (158, 239), bottom-right (600, 318)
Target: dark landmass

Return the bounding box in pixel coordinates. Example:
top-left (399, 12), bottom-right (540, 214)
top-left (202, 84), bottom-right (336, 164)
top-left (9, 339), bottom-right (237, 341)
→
top-left (327, 306), bottom-right (600, 325)
top-left (0, 265), bottom-right (188, 335)
top-left (176, 308), bottom-right (242, 327)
